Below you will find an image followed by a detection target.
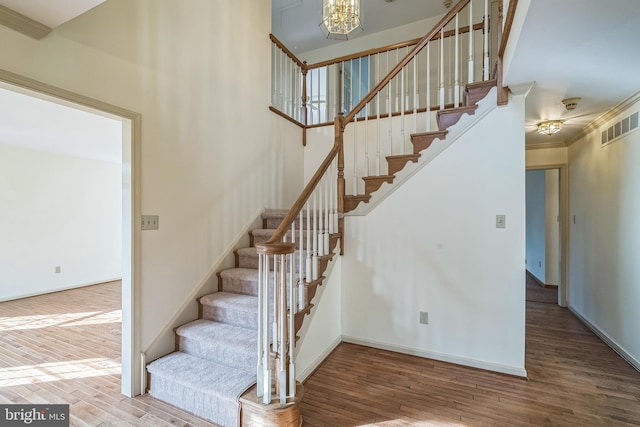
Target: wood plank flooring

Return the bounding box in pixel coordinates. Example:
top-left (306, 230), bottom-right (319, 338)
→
top-left (2, 282), bottom-right (639, 426)
top-left (301, 301), bottom-right (640, 426)
top-left (0, 282), bottom-right (218, 427)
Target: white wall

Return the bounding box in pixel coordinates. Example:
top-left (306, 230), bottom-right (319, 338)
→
top-left (0, 145), bottom-right (121, 301)
top-left (568, 106), bottom-right (640, 369)
top-left (525, 146), bottom-right (567, 168)
top-left (545, 169), bottom-right (559, 286)
top-left (341, 95), bottom-right (527, 376)
top-left (525, 169), bottom-right (545, 281)
top-left (300, 15), bottom-right (444, 64)
top-left (0, 0), bottom-right (303, 371)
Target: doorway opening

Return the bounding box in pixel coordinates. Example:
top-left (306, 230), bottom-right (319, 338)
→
top-left (0, 70), bottom-right (142, 396)
top-left (525, 165), bottom-right (568, 307)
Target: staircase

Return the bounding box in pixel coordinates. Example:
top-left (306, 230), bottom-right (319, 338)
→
top-left (146, 210), bottom-right (339, 427)
top-left (147, 0), bottom-right (501, 422)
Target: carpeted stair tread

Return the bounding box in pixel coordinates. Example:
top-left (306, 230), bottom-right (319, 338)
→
top-left (200, 292), bottom-right (258, 329)
top-left (147, 352), bottom-right (254, 427)
top-left (176, 319), bottom-right (257, 370)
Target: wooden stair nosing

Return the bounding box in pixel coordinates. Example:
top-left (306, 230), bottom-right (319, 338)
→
top-left (362, 175), bottom-right (395, 195)
top-left (436, 105), bottom-right (478, 131)
top-left (343, 194), bottom-right (371, 213)
top-left (386, 153), bottom-right (420, 176)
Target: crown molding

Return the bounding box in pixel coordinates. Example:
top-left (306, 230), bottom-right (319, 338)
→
top-left (525, 141), bottom-right (567, 151)
top-left (0, 4), bottom-right (51, 40)
top-left (566, 90), bottom-right (640, 146)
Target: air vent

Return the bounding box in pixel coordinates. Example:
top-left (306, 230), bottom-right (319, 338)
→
top-left (601, 111), bottom-right (639, 146)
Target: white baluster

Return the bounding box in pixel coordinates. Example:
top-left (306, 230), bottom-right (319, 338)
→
top-left (317, 67), bottom-right (321, 124)
top-left (305, 201), bottom-right (311, 283)
top-left (318, 179), bottom-right (325, 257)
top-left (484, 0), bottom-right (489, 80)
top-left (454, 13), bottom-right (460, 107)
top-left (288, 250), bottom-right (296, 396)
top-left (272, 256), bottom-right (278, 363)
top-left (388, 51), bottom-right (393, 155)
top-left (332, 161), bottom-right (338, 234)
top-left (376, 54), bottom-right (381, 176)
top-left (271, 44), bottom-right (276, 107)
top-left (439, 28), bottom-right (445, 110)
top-left (340, 62), bottom-right (345, 114)
top-left (324, 174), bottom-right (330, 255)
top-left (413, 56), bottom-right (417, 135)
top-left (364, 56), bottom-right (369, 177)
top-left (353, 115), bottom-right (358, 195)
top-left (427, 43), bottom-right (431, 131)
top-left (312, 192), bottom-right (318, 281)
top-left (298, 211), bottom-right (304, 310)
top-left (278, 255), bottom-right (286, 404)
top-left (401, 52), bottom-right (405, 155)
top-left (262, 254), bottom-right (271, 403)
top-left (468, 0), bottom-right (475, 83)
top-left (256, 253), bottom-right (264, 398)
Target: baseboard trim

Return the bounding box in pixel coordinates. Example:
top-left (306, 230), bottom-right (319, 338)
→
top-left (568, 306), bottom-right (640, 374)
top-left (341, 335), bottom-right (528, 378)
top-left (525, 269), bottom-right (557, 288)
top-left (297, 336), bottom-right (342, 382)
top-left (0, 278), bottom-right (121, 302)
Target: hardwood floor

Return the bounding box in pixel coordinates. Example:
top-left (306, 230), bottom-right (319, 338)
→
top-left (301, 302), bottom-right (640, 426)
top-left (0, 282), bottom-right (218, 427)
top-left (2, 282), bottom-right (639, 426)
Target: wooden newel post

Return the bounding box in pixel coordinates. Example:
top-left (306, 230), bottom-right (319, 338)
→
top-left (336, 113), bottom-right (346, 256)
top-left (301, 62), bottom-right (308, 146)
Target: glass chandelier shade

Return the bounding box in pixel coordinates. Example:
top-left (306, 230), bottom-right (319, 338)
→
top-left (537, 120), bottom-right (563, 136)
top-left (320, 0), bottom-right (362, 40)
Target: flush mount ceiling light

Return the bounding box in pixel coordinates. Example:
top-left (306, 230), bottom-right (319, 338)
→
top-left (320, 0), bottom-right (362, 40)
top-left (537, 120), bottom-right (563, 136)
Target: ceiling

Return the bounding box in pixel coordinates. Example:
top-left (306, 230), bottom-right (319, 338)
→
top-left (0, 0), bottom-right (106, 28)
top-left (272, 0), bottom-right (450, 54)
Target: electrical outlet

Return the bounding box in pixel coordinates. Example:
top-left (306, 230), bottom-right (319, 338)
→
top-left (141, 215), bottom-right (159, 230)
top-left (419, 311), bottom-right (429, 324)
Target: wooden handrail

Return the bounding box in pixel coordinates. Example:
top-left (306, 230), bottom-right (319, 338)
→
top-left (270, 34), bottom-right (306, 69)
top-left (260, 124), bottom-right (342, 245)
top-left (306, 21), bottom-right (485, 70)
top-left (269, 106), bottom-right (305, 129)
top-left (343, 0), bottom-right (471, 124)
top-left (498, 0), bottom-right (518, 59)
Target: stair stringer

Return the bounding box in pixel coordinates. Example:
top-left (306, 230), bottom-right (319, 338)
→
top-left (347, 87), bottom-right (498, 216)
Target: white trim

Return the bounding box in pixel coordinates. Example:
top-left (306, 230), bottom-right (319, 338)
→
top-left (568, 306), bottom-right (640, 374)
top-left (525, 141), bottom-right (566, 151)
top-left (143, 208), bottom-right (264, 362)
top-left (567, 90), bottom-right (640, 146)
top-left (297, 336), bottom-right (342, 382)
top-left (0, 68), bottom-right (142, 397)
top-left (0, 278), bottom-right (122, 303)
top-left (0, 4), bottom-right (51, 40)
top-left (341, 335), bottom-right (528, 378)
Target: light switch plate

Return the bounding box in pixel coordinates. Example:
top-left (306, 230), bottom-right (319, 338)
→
top-left (419, 311), bottom-right (429, 324)
top-left (496, 214), bottom-right (506, 229)
top-left (142, 215), bottom-right (159, 230)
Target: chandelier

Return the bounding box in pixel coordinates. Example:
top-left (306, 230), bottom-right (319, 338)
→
top-left (537, 120), bottom-right (563, 136)
top-left (320, 0), bottom-right (362, 40)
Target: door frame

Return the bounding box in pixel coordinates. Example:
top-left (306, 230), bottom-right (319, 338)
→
top-left (525, 163), bottom-right (569, 307)
top-left (0, 68), bottom-right (142, 396)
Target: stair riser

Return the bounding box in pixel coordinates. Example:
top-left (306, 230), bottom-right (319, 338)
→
top-left (202, 305), bottom-right (258, 329)
top-left (178, 336), bottom-right (257, 368)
